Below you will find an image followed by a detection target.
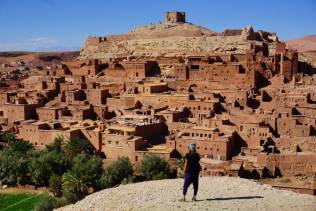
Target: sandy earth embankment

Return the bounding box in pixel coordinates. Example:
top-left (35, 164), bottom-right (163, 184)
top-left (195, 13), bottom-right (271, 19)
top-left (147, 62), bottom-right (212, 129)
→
top-left (57, 176), bottom-right (316, 211)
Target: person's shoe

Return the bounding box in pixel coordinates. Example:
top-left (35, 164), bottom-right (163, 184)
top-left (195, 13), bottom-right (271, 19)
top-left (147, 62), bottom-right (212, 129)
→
top-left (178, 196), bottom-right (186, 202)
top-left (192, 196), bottom-right (197, 201)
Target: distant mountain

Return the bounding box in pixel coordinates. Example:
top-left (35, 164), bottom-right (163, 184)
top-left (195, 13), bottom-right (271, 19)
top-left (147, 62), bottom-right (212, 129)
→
top-left (287, 35), bottom-right (316, 52)
top-left (34, 46), bottom-right (81, 52)
top-left (0, 51), bottom-right (80, 66)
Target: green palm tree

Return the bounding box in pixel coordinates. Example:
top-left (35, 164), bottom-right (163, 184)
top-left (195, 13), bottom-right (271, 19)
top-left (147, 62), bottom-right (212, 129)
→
top-left (62, 172), bottom-right (87, 200)
top-left (3, 133), bottom-right (16, 144)
top-left (64, 137), bottom-right (94, 159)
top-left (46, 135), bottom-right (65, 152)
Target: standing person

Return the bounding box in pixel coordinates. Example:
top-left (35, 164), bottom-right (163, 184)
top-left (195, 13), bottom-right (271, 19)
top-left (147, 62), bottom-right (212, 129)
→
top-left (180, 143), bottom-right (201, 202)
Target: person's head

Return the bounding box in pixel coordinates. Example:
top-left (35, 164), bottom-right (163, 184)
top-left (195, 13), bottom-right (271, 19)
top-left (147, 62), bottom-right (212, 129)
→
top-left (188, 143), bottom-right (196, 153)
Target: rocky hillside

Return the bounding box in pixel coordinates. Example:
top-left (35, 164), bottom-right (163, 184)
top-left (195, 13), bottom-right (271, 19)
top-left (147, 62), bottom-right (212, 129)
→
top-left (287, 35), bottom-right (316, 52)
top-left (287, 35), bottom-right (316, 68)
top-left (0, 51), bottom-right (79, 67)
top-left (79, 19), bottom-right (278, 60)
top-left (57, 177), bottom-right (316, 211)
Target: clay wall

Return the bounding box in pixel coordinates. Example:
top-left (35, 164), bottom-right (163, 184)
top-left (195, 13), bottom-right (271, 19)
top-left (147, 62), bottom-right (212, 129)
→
top-left (86, 89), bottom-right (109, 106)
top-left (69, 107), bottom-right (94, 120)
top-left (275, 136), bottom-right (316, 153)
top-left (222, 29), bottom-right (243, 36)
top-left (36, 107), bottom-right (58, 121)
top-left (101, 134), bottom-right (144, 162)
top-left (276, 93), bottom-right (308, 106)
top-left (135, 122), bottom-right (165, 140)
top-left (3, 104), bottom-right (37, 126)
top-left (65, 90), bottom-right (86, 104)
top-left (277, 117), bottom-right (311, 137)
top-left (174, 64), bottom-right (188, 80)
top-left (174, 62), bottom-right (255, 89)
top-left (0, 92), bottom-right (10, 106)
top-left (257, 154), bottom-right (316, 177)
top-left (93, 105), bottom-right (110, 120)
top-left (165, 11), bottom-right (186, 23)
top-left (142, 83), bottom-right (168, 94)
top-left (172, 135), bottom-right (232, 160)
top-left (238, 124), bottom-right (271, 149)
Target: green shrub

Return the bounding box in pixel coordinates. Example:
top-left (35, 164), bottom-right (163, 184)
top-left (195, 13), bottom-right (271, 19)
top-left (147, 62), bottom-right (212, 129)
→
top-left (46, 136), bottom-right (64, 152)
top-left (34, 195), bottom-right (58, 211)
top-left (56, 197), bottom-right (70, 207)
top-left (7, 139), bottom-right (33, 153)
top-left (140, 154), bottom-right (169, 180)
top-left (121, 175), bottom-right (136, 185)
top-left (0, 150), bottom-right (31, 185)
top-left (64, 137), bottom-right (95, 159)
top-left (62, 154), bottom-right (103, 201)
top-left (280, 178), bottom-right (291, 183)
top-left (30, 150), bottom-right (70, 186)
top-left (176, 158), bottom-right (185, 170)
top-left (152, 172), bottom-right (169, 180)
top-left (2, 132), bottom-right (16, 143)
top-left (62, 190), bottom-right (83, 204)
top-left (49, 175), bottom-right (62, 197)
top-left (100, 156), bottom-right (133, 188)
top-left (69, 154), bottom-right (103, 188)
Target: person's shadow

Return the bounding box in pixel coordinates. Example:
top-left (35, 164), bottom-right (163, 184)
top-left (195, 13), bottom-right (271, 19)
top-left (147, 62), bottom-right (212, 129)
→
top-left (206, 196), bottom-right (264, 201)
top-left (191, 196), bottom-right (264, 202)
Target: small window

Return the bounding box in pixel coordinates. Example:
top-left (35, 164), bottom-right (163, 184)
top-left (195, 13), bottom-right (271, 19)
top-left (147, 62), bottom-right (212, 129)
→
top-left (239, 68), bottom-right (245, 74)
top-left (108, 140), bottom-right (112, 144)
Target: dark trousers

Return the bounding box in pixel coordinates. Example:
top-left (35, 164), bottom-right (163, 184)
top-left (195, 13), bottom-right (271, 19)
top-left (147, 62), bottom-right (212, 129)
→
top-left (183, 172), bottom-right (199, 196)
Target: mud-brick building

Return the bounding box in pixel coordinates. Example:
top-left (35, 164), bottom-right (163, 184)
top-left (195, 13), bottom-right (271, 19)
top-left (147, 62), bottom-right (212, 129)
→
top-left (3, 103), bottom-right (37, 126)
top-left (167, 126), bottom-right (234, 160)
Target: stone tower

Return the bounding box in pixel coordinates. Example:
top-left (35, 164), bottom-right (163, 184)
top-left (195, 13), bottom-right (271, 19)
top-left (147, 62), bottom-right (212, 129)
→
top-left (165, 11), bottom-right (186, 23)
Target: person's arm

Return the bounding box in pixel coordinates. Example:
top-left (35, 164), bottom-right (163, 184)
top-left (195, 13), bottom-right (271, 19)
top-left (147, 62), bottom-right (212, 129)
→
top-left (183, 158), bottom-right (188, 172)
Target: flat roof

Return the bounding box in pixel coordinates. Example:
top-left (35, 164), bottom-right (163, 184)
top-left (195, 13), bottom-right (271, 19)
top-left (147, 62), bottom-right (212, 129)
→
top-left (108, 124), bottom-right (135, 132)
top-left (190, 126), bottom-right (218, 131)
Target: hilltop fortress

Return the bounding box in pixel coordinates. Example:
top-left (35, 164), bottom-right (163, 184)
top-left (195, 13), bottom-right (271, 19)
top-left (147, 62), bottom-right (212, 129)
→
top-left (0, 12), bottom-right (315, 195)
top-left (80, 12), bottom-right (280, 61)
top-left (79, 11), bottom-right (296, 86)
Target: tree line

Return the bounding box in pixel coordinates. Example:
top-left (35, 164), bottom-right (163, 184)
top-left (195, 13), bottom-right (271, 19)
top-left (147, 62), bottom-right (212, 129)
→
top-left (0, 133), bottom-right (177, 211)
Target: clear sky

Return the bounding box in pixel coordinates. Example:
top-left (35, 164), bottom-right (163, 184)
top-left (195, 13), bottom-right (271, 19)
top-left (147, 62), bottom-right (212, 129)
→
top-left (0, 0), bottom-right (315, 51)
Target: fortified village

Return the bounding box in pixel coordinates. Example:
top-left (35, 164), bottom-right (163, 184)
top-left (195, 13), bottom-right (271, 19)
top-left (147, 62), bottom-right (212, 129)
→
top-left (0, 12), bottom-right (316, 195)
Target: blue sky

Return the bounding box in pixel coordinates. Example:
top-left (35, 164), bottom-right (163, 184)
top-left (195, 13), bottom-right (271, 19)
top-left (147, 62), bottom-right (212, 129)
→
top-left (0, 0), bottom-right (315, 51)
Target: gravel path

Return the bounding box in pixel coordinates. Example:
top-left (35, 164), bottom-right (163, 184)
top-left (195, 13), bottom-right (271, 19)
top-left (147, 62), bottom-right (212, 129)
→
top-left (57, 177), bottom-right (316, 211)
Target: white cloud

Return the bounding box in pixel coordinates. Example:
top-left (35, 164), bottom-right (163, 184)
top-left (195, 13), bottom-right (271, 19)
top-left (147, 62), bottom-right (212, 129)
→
top-left (0, 37), bottom-right (70, 51)
top-left (29, 37), bottom-right (58, 46)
